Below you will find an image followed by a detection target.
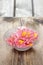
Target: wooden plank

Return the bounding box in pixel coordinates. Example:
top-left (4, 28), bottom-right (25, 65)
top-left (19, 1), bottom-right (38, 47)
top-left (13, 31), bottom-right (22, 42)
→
top-left (0, 18), bottom-right (13, 65)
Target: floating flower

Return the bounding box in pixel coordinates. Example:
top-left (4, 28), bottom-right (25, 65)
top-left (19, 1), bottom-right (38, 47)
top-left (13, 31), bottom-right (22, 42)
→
top-left (6, 27), bottom-right (38, 48)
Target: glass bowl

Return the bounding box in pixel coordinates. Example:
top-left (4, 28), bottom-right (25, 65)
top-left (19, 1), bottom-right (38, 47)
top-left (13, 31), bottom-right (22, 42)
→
top-left (4, 26), bottom-right (38, 51)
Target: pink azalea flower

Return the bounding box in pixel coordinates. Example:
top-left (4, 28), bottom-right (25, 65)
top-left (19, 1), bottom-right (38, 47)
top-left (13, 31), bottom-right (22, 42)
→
top-left (6, 27), bottom-right (38, 48)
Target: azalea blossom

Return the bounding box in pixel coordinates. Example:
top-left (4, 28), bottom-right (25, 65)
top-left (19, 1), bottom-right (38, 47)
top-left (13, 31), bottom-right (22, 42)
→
top-left (6, 27), bottom-right (38, 48)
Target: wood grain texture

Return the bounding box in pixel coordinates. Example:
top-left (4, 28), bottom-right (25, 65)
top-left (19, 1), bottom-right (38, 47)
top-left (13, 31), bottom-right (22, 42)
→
top-left (0, 17), bottom-right (43, 65)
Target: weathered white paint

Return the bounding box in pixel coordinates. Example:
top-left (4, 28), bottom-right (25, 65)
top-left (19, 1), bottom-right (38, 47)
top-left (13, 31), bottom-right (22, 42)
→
top-left (34, 0), bottom-right (43, 16)
top-left (2, 0), bottom-right (14, 17)
top-left (1, 0), bottom-right (32, 17)
top-left (1, 0), bottom-right (43, 17)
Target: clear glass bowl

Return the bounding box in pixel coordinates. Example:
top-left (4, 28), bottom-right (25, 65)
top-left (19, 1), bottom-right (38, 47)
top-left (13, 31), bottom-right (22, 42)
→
top-left (4, 26), bottom-right (38, 51)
